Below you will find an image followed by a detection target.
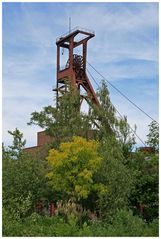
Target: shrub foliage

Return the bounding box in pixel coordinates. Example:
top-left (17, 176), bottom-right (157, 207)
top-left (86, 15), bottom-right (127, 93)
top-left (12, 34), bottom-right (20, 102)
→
top-left (3, 82), bottom-right (159, 236)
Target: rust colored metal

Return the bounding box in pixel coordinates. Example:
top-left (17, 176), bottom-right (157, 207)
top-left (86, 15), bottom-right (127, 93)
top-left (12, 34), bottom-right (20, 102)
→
top-left (50, 202), bottom-right (56, 217)
top-left (53, 27), bottom-right (99, 108)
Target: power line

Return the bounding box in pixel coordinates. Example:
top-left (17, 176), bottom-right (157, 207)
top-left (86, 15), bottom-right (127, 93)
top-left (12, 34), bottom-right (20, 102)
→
top-left (87, 68), bottom-right (100, 88)
top-left (114, 107), bottom-right (147, 146)
top-left (87, 68), bottom-right (147, 146)
top-left (87, 61), bottom-right (158, 124)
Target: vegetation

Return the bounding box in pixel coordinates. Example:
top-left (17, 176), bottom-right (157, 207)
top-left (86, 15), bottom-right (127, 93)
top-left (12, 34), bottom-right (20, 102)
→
top-left (46, 137), bottom-right (106, 201)
top-left (3, 81), bottom-right (159, 236)
top-left (146, 120), bottom-right (159, 152)
top-left (3, 209), bottom-right (158, 237)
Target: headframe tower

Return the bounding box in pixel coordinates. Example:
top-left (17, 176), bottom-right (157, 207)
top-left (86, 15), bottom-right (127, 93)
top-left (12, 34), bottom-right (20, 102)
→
top-left (54, 27), bottom-right (99, 107)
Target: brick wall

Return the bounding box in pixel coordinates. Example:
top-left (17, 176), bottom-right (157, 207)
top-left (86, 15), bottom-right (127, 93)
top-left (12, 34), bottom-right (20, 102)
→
top-left (37, 131), bottom-right (54, 146)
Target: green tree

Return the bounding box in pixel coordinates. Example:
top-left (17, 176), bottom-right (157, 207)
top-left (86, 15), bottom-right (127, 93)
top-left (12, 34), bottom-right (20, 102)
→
top-left (84, 81), bottom-right (135, 219)
top-left (89, 81), bottom-right (117, 140)
top-left (128, 152), bottom-right (159, 222)
top-left (3, 130), bottom-right (52, 219)
top-left (146, 120), bottom-right (159, 152)
top-left (117, 116), bottom-right (136, 159)
top-left (89, 81), bottom-right (135, 155)
top-left (126, 121), bottom-right (159, 222)
top-left (97, 135), bottom-right (134, 220)
top-left (28, 87), bottom-right (92, 147)
top-left (7, 128), bottom-right (26, 159)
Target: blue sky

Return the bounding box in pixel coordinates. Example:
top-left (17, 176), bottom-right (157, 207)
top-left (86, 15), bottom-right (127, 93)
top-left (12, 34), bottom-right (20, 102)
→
top-left (2, 2), bottom-right (159, 147)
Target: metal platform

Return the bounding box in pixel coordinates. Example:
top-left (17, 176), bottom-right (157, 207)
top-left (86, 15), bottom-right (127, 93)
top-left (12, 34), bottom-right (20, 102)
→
top-left (56, 26), bottom-right (95, 44)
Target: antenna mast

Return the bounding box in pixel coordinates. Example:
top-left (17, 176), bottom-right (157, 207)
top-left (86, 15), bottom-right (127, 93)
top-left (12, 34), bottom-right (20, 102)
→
top-left (69, 17), bottom-right (71, 33)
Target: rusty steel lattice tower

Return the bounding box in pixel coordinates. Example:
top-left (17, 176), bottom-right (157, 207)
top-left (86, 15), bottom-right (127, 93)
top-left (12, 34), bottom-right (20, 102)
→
top-left (54, 27), bottom-right (99, 107)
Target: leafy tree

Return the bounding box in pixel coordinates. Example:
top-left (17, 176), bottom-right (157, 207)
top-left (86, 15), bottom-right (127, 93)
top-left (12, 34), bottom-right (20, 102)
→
top-left (126, 121), bottom-right (159, 222)
top-left (128, 152), bottom-right (159, 222)
top-left (89, 81), bottom-right (117, 139)
top-left (97, 135), bottom-right (134, 220)
top-left (146, 120), bottom-right (159, 152)
top-left (116, 116), bottom-right (136, 159)
top-left (28, 88), bottom-right (92, 147)
top-left (7, 128), bottom-right (26, 159)
top-left (46, 136), bottom-right (106, 201)
top-left (90, 81), bottom-right (135, 156)
top-left (84, 82), bottom-right (135, 219)
top-left (3, 130), bottom-right (52, 219)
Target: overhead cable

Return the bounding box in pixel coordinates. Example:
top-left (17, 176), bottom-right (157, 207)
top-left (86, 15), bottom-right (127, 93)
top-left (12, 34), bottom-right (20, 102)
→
top-left (87, 61), bottom-right (158, 124)
top-left (87, 68), bottom-right (147, 146)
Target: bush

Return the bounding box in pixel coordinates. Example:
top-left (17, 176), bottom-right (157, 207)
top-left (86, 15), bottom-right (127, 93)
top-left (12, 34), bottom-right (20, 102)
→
top-left (106, 209), bottom-right (150, 236)
top-left (3, 211), bottom-right (79, 237)
top-left (3, 209), bottom-right (159, 237)
top-left (90, 209), bottom-right (159, 237)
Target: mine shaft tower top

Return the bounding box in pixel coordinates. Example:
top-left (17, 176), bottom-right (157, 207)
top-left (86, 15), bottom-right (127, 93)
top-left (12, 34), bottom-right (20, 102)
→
top-left (54, 27), bottom-right (99, 107)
